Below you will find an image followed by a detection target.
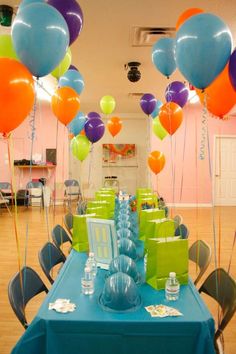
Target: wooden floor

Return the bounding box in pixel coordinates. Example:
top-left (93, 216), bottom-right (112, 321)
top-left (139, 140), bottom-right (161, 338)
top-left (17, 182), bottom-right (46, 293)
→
top-left (0, 205), bottom-right (236, 354)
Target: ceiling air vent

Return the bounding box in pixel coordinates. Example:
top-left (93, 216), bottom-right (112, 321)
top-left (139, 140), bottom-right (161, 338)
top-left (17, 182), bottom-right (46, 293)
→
top-left (130, 26), bottom-right (175, 47)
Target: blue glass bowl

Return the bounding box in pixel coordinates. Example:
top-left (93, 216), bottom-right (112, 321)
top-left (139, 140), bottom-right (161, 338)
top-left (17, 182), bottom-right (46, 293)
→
top-left (99, 272), bottom-right (142, 312)
top-left (119, 238), bottom-right (137, 260)
top-left (109, 255), bottom-right (140, 283)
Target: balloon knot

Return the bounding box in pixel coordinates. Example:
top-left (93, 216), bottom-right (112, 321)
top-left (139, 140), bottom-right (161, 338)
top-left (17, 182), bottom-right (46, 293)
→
top-left (2, 132), bottom-right (9, 139)
top-left (201, 89), bottom-right (205, 93)
top-left (167, 76), bottom-right (170, 80)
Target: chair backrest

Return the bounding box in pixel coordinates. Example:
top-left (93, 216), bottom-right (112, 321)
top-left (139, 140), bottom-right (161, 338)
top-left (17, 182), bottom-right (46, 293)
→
top-left (199, 268), bottom-right (236, 343)
top-left (52, 224), bottom-right (72, 252)
top-left (174, 223), bottom-right (189, 239)
top-left (8, 266), bottom-right (48, 329)
top-left (64, 212), bottom-right (73, 235)
top-left (38, 242), bottom-right (66, 284)
top-left (189, 240), bottom-right (212, 285)
top-left (64, 179), bottom-right (79, 187)
top-left (0, 182), bottom-right (11, 190)
top-left (26, 181), bottom-right (43, 189)
top-left (173, 214), bottom-right (183, 229)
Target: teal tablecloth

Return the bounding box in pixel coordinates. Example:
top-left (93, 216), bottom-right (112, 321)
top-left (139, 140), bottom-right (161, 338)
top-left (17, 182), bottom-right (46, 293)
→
top-left (12, 250), bottom-right (215, 354)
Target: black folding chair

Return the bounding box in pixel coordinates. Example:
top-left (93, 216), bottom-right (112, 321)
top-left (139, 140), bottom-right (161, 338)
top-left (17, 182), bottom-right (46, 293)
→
top-left (199, 268), bottom-right (236, 354)
top-left (38, 242), bottom-right (66, 284)
top-left (8, 266), bottom-right (48, 329)
top-left (189, 240), bottom-right (212, 285)
top-left (52, 224), bottom-right (72, 257)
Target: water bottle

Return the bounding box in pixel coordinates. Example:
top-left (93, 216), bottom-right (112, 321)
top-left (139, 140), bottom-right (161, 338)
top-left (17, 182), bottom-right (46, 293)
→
top-left (165, 272), bottom-right (180, 301)
top-left (86, 252), bottom-right (97, 278)
top-left (81, 267), bottom-right (94, 295)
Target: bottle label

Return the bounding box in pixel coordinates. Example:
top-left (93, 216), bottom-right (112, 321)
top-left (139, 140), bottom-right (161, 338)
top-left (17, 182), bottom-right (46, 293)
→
top-left (81, 279), bottom-right (93, 288)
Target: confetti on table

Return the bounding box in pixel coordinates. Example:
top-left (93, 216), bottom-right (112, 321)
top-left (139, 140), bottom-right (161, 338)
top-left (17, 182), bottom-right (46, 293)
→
top-left (49, 299), bottom-right (76, 313)
top-left (145, 304), bottom-right (183, 318)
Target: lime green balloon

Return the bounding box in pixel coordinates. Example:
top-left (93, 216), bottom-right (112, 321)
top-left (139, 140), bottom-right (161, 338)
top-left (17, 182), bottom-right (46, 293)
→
top-left (0, 34), bottom-right (18, 60)
top-left (71, 134), bottom-right (90, 161)
top-left (152, 116), bottom-right (168, 140)
top-left (100, 95), bottom-right (116, 114)
top-left (51, 48), bottom-right (72, 79)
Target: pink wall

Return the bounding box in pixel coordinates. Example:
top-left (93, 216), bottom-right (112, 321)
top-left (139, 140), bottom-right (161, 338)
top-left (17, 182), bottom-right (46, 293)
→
top-left (0, 101), bottom-right (68, 196)
top-left (151, 102), bottom-right (236, 204)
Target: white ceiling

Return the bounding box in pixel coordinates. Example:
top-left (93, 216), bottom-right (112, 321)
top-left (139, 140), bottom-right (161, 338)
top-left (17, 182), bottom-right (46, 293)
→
top-left (3, 0), bottom-right (236, 114)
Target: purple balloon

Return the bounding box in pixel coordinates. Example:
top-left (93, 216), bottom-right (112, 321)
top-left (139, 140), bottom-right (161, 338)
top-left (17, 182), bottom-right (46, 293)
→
top-left (84, 118), bottom-right (105, 143)
top-left (165, 81), bottom-right (189, 108)
top-left (87, 111), bottom-right (101, 120)
top-left (140, 93), bottom-right (156, 116)
top-left (69, 64), bottom-right (78, 71)
top-left (229, 49), bottom-right (236, 90)
top-left (47, 0), bottom-right (83, 45)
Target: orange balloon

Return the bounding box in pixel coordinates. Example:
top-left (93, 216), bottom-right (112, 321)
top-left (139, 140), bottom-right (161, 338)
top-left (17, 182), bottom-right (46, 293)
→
top-left (80, 129), bottom-right (85, 136)
top-left (148, 151), bottom-right (166, 175)
top-left (176, 8), bottom-right (204, 31)
top-left (51, 86), bottom-right (80, 125)
top-left (107, 117), bottom-right (122, 137)
top-left (159, 102), bottom-right (183, 135)
top-left (196, 64), bottom-right (236, 119)
top-left (0, 58), bottom-right (35, 135)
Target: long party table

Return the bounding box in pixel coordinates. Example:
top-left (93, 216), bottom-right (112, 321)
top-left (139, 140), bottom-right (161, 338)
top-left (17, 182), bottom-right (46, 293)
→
top-left (11, 250), bottom-right (215, 354)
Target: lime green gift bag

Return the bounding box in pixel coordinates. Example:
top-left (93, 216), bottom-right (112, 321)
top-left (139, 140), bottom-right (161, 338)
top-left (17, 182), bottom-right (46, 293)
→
top-left (139, 208), bottom-right (165, 240)
top-left (146, 238), bottom-right (189, 290)
top-left (72, 214), bottom-right (96, 252)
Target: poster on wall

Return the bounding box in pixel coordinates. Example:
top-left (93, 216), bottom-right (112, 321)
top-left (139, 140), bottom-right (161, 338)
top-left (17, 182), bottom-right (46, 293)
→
top-left (102, 144), bottom-right (136, 165)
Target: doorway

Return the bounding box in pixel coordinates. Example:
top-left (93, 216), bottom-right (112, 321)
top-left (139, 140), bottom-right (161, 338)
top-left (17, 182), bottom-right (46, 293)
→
top-left (214, 135), bottom-right (236, 206)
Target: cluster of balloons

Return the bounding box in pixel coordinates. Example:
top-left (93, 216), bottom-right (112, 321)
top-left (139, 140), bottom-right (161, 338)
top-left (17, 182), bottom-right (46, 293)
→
top-left (140, 80), bottom-right (188, 144)
top-left (0, 0), bottom-right (84, 136)
top-left (69, 94), bottom-right (120, 161)
top-left (152, 7), bottom-right (236, 119)
top-left (70, 111), bottom-right (105, 162)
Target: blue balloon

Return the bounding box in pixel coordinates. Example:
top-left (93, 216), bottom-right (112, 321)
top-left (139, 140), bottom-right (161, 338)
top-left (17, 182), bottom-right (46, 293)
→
top-left (12, 3), bottom-right (69, 77)
top-left (59, 69), bottom-right (84, 95)
top-left (17, 0), bottom-right (45, 13)
top-left (152, 38), bottom-right (176, 78)
top-left (151, 99), bottom-right (163, 118)
top-left (68, 112), bottom-right (86, 136)
top-left (176, 13), bottom-right (232, 89)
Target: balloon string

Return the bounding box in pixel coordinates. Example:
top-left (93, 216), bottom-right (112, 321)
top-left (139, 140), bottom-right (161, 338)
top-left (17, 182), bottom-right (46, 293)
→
top-left (80, 161), bottom-right (84, 200)
top-left (23, 86), bottom-right (38, 270)
top-left (205, 110), bottom-right (217, 271)
top-left (53, 119), bottom-right (59, 221)
top-left (7, 135), bottom-right (25, 309)
top-left (180, 106), bottom-right (188, 201)
top-left (194, 113), bottom-right (199, 274)
top-left (199, 92), bottom-right (208, 160)
top-left (170, 135), bottom-right (175, 217)
top-left (88, 144), bottom-right (94, 191)
top-left (217, 129), bottom-right (222, 268)
top-left (146, 118), bottom-right (151, 188)
top-left (228, 231), bottom-right (236, 273)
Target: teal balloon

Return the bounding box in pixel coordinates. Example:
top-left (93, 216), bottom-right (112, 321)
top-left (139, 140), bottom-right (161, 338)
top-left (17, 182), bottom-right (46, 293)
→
top-left (12, 3), bottom-right (69, 77)
top-left (59, 69), bottom-right (84, 95)
top-left (152, 38), bottom-right (176, 77)
top-left (71, 135), bottom-right (90, 162)
top-left (151, 100), bottom-right (163, 119)
top-left (152, 117), bottom-right (168, 141)
top-left (68, 112), bottom-right (86, 136)
top-left (18, 0), bottom-right (45, 12)
top-left (176, 13), bottom-right (232, 89)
